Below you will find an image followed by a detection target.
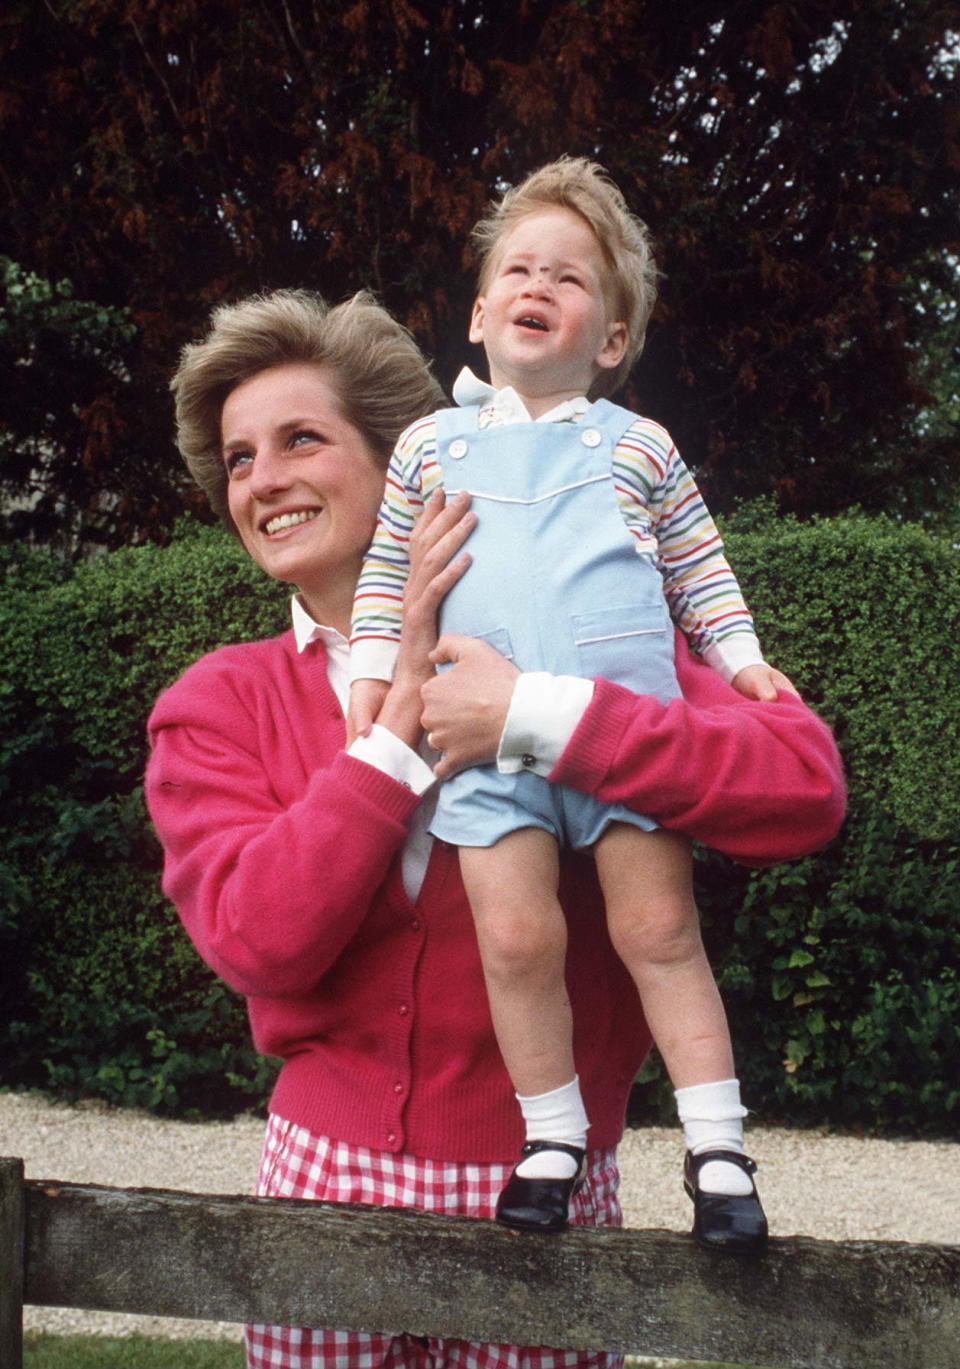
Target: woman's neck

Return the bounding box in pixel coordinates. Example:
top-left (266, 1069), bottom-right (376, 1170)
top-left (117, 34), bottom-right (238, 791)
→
top-left (297, 585), bottom-right (353, 637)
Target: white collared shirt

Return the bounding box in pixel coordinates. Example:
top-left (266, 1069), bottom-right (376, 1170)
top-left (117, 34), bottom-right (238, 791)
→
top-left (452, 366), bottom-right (591, 427)
top-left (292, 595), bottom-right (436, 899)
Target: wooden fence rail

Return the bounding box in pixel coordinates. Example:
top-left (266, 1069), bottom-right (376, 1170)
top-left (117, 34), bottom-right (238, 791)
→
top-left (2, 1156), bottom-right (959, 1369)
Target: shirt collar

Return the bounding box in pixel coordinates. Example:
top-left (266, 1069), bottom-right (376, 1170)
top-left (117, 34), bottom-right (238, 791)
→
top-left (291, 594), bottom-right (349, 654)
top-left (452, 366), bottom-right (590, 426)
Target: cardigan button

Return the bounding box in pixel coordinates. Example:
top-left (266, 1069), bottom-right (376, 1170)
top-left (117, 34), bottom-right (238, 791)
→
top-left (521, 753), bottom-right (537, 768)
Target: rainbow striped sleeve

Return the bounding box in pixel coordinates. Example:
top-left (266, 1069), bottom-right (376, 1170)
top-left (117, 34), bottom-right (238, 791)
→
top-left (350, 414), bottom-right (444, 682)
top-left (613, 417), bottom-right (764, 681)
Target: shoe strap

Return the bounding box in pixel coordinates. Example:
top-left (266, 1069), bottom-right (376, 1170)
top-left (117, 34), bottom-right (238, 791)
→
top-left (520, 1140), bottom-right (585, 1163)
top-left (687, 1148), bottom-right (757, 1176)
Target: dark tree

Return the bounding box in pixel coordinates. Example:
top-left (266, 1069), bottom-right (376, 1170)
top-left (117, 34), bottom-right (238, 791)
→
top-left (1, 0), bottom-right (957, 547)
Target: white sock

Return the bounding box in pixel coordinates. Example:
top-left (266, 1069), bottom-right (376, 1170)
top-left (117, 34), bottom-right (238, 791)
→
top-left (515, 1077), bottom-right (589, 1179)
top-left (675, 1078), bottom-right (754, 1196)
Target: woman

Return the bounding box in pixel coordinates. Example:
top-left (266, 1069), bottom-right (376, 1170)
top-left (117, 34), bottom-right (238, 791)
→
top-left (147, 288), bottom-right (845, 1369)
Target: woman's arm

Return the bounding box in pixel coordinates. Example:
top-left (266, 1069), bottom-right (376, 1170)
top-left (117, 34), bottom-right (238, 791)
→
top-left (555, 643), bottom-right (845, 865)
top-left (147, 492), bottom-right (476, 999)
top-left (421, 631), bottom-right (845, 866)
top-left (369, 488), bottom-right (474, 748)
top-left (147, 651), bottom-right (420, 999)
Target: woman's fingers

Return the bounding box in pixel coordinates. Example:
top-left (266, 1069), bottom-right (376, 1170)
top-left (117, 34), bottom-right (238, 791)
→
top-left (392, 494), bottom-right (475, 714)
top-left (407, 490), bottom-right (475, 592)
top-left (421, 635), bottom-right (520, 778)
top-left (402, 491), bottom-right (475, 635)
top-left (386, 493), bottom-right (478, 752)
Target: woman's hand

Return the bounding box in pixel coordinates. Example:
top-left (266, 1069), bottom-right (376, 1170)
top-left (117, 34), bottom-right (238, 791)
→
top-left (376, 491), bottom-right (476, 749)
top-left (421, 634), bottom-right (521, 779)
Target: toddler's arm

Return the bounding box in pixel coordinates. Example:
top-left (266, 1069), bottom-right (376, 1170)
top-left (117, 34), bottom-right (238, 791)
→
top-left (350, 415), bottom-right (442, 685)
top-left (348, 678), bottom-right (391, 744)
top-left (616, 419), bottom-right (766, 682)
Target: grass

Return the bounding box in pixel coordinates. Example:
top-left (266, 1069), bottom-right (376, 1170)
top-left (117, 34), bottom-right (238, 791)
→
top-left (20, 1335), bottom-right (770, 1369)
top-left (23, 1331), bottom-right (245, 1368)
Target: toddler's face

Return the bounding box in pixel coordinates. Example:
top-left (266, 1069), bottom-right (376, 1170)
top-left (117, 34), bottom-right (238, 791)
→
top-left (470, 207), bottom-right (626, 405)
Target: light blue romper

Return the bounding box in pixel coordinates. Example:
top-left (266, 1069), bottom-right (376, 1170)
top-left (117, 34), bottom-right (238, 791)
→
top-left (429, 399), bottom-right (682, 851)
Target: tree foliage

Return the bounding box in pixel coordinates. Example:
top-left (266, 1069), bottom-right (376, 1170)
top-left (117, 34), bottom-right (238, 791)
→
top-left (0, 257), bottom-right (145, 551)
top-left (1, 0), bottom-right (958, 547)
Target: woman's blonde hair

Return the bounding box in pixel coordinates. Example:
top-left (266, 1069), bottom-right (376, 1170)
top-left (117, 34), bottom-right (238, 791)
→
top-left (171, 289), bottom-right (445, 530)
top-left (471, 157), bottom-right (659, 398)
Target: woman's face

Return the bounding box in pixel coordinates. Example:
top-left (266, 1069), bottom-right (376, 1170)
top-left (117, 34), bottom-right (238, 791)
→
top-left (221, 362), bottom-right (386, 628)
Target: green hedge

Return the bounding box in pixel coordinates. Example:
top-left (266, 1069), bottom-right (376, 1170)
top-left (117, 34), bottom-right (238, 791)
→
top-left (0, 521), bottom-right (287, 1115)
top-left (666, 509), bottom-right (960, 1134)
top-left (1, 513), bottom-right (958, 1133)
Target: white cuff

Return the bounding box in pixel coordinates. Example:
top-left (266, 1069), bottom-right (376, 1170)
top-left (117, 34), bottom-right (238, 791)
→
top-left (497, 672), bottom-right (595, 777)
top-left (700, 634), bottom-right (766, 685)
top-left (348, 724), bottom-right (436, 795)
top-left (349, 639), bottom-right (399, 685)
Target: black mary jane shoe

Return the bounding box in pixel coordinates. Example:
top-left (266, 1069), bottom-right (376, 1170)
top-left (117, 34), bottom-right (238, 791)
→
top-left (683, 1148), bottom-right (768, 1255)
top-left (495, 1141), bottom-right (587, 1233)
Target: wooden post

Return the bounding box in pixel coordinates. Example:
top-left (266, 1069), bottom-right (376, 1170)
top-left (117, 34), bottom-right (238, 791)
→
top-left (19, 1175), bottom-right (960, 1368)
top-left (0, 1158), bottom-right (25, 1369)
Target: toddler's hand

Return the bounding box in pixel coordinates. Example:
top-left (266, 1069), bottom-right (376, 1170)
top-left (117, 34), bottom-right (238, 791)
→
top-left (347, 678), bottom-right (390, 745)
top-left (730, 663), bottom-right (799, 701)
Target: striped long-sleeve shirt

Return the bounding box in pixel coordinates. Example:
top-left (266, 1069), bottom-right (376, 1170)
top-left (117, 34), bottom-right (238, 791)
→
top-left (350, 401), bottom-right (764, 686)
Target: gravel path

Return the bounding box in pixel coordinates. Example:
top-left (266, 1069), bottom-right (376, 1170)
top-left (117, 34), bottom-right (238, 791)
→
top-left (3, 1090), bottom-right (957, 1344)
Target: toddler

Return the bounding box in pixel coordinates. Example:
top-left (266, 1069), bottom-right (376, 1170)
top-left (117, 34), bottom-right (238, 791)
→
top-left (351, 158), bottom-right (777, 1252)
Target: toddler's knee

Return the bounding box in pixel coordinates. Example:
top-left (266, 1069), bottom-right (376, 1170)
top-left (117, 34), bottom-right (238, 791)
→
top-left (608, 900), bottom-right (701, 971)
top-left (474, 906), bottom-right (563, 982)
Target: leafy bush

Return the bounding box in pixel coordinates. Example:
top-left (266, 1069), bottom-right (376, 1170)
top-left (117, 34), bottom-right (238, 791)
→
top-left (634, 510), bottom-right (960, 1134)
top-left (0, 522), bottom-right (286, 1115)
top-left (2, 512), bottom-right (958, 1133)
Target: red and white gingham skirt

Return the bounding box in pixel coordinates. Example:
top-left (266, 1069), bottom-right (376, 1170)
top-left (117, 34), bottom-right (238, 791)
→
top-left (244, 1114), bottom-right (625, 1369)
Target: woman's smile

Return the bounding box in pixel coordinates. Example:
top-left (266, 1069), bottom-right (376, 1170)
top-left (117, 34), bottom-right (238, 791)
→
top-left (262, 507), bottom-right (322, 537)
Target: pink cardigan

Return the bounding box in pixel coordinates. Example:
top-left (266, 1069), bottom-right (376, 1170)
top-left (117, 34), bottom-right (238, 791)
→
top-left (146, 629), bottom-right (844, 1162)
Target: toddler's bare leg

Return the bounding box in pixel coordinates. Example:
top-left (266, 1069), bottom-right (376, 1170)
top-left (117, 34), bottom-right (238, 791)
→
top-left (461, 828), bottom-right (589, 1223)
top-left (459, 827), bottom-right (573, 1097)
top-left (595, 824), bottom-right (763, 1217)
top-left (594, 823), bottom-right (732, 1087)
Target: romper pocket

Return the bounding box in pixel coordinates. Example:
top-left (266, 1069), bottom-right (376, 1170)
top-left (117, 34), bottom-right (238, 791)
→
top-left (475, 625), bottom-right (515, 660)
top-left (572, 603), bottom-right (679, 701)
top-left (436, 625), bottom-right (516, 671)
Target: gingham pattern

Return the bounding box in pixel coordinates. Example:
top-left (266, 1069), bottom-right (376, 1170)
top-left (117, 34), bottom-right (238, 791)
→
top-left (245, 1115), bottom-right (625, 1369)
